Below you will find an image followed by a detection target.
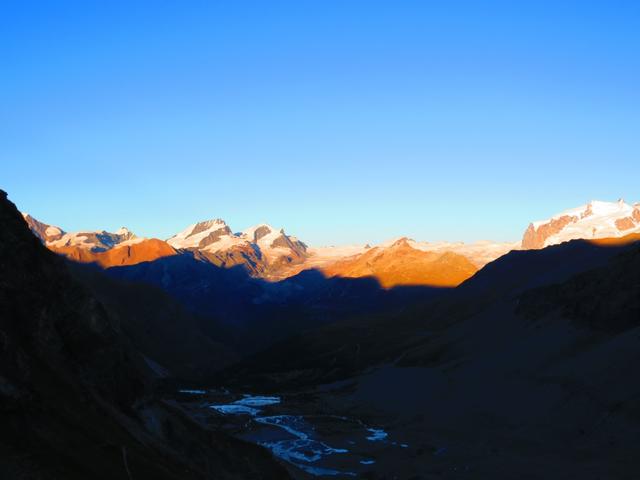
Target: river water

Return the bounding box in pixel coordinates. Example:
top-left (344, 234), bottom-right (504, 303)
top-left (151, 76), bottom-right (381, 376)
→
top-left (178, 390), bottom-right (410, 477)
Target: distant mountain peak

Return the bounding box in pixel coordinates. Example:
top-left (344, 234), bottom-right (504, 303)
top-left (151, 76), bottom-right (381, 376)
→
top-left (167, 218), bottom-right (233, 249)
top-left (163, 219), bottom-right (307, 274)
top-left (243, 224), bottom-right (277, 243)
top-left (522, 199), bottom-right (640, 249)
top-left (115, 226), bottom-right (133, 236)
top-left (195, 218), bottom-right (227, 227)
top-left (390, 237), bottom-right (413, 248)
top-left (21, 212), bottom-right (65, 243)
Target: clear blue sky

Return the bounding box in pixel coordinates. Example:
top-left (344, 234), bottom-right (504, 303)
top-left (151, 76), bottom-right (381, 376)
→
top-left (2, 1), bottom-right (639, 245)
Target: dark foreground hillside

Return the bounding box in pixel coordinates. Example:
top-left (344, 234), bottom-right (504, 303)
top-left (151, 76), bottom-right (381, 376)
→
top-left (0, 190), bottom-right (289, 480)
top-left (225, 237), bottom-right (640, 479)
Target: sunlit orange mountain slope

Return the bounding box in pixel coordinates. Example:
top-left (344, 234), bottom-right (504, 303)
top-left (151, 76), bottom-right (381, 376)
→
top-left (50, 238), bottom-right (177, 267)
top-left (322, 238), bottom-right (478, 288)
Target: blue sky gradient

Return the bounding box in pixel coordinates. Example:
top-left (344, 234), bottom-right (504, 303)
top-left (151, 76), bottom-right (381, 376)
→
top-left (2, 1), bottom-right (639, 244)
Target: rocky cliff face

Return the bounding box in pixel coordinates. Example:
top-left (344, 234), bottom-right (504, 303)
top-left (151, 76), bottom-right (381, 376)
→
top-left (522, 214), bottom-right (578, 249)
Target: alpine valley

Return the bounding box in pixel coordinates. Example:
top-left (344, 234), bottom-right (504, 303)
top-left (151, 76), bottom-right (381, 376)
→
top-left (3, 192), bottom-right (640, 479)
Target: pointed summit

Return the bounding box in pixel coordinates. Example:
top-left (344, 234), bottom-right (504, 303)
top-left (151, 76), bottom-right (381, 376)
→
top-left (167, 219), bottom-right (233, 249)
top-left (241, 223), bottom-right (308, 262)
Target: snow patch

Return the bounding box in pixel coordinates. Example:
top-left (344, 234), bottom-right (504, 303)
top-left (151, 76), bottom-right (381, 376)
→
top-left (167, 219), bottom-right (229, 249)
top-left (45, 226), bottom-right (62, 236)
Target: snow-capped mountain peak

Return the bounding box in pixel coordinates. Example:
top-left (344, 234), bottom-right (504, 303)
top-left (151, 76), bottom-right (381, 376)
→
top-left (242, 223), bottom-right (277, 243)
top-left (523, 199), bottom-right (640, 249)
top-left (47, 227), bottom-right (136, 251)
top-left (165, 219), bottom-right (307, 266)
top-left (240, 223), bottom-right (308, 261)
top-left (21, 213), bottom-right (65, 243)
top-left (166, 219), bottom-right (232, 249)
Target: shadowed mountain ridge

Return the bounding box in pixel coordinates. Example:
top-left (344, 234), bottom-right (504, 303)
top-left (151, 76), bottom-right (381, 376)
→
top-left (0, 190), bottom-right (290, 480)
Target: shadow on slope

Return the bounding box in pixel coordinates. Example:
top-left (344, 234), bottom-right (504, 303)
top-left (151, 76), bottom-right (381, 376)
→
top-left (68, 262), bottom-right (239, 382)
top-left (219, 237), bottom-right (640, 478)
top-left (105, 253), bottom-right (449, 355)
top-left (0, 190), bottom-right (290, 479)
top-left (517, 243), bottom-right (640, 331)
top-left (226, 236), bottom-right (640, 388)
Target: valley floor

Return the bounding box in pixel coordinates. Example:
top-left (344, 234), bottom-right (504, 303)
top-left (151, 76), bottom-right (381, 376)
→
top-left (172, 356), bottom-right (640, 480)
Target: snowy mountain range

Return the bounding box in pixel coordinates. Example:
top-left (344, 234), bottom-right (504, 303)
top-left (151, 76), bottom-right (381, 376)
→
top-left (22, 198), bottom-right (639, 287)
top-left (167, 220), bottom-right (308, 265)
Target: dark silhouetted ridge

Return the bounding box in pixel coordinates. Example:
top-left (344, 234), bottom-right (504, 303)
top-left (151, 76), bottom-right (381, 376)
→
top-left (0, 190), bottom-right (289, 479)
